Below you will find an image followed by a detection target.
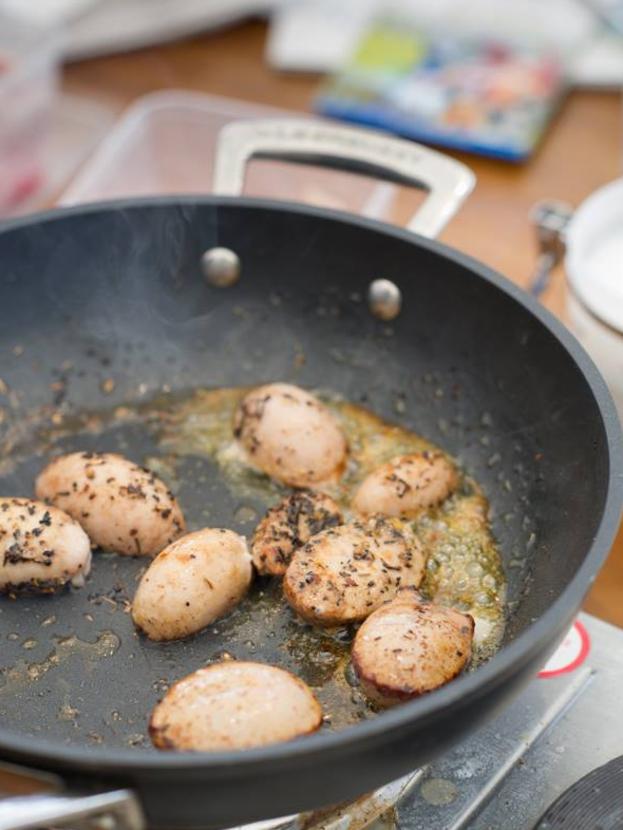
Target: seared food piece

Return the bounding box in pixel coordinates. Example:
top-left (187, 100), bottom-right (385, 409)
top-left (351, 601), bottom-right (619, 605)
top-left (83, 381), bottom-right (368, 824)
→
top-left (352, 589), bottom-right (474, 707)
top-left (35, 451), bottom-right (185, 556)
top-left (283, 516), bottom-right (425, 626)
top-left (0, 498), bottom-right (91, 593)
top-left (132, 528), bottom-right (252, 641)
top-left (150, 661), bottom-right (322, 751)
top-left (352, 452), bottom-right (458, 518)
top-left (233, 383), bottom-right (347, 487)
top-left (252, 490), bottom-right (343, 576)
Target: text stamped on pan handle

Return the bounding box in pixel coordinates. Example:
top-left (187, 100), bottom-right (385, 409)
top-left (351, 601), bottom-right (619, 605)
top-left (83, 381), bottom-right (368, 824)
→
top-left (213, 119), bottom-right (475, 239)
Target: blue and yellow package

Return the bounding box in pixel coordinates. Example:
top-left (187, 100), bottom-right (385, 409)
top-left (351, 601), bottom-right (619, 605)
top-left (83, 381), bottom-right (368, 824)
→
top-left (315, 18), bottom-right (566, 162)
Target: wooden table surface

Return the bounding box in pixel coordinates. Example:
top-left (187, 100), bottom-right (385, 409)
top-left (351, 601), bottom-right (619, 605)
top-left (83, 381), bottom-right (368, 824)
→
top-left (63, 19), bottom-right (623, 626)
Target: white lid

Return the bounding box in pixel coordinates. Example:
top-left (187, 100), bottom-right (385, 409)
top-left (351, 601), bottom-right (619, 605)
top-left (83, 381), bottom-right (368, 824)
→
top-left (566, 177), bottom-right (623, 334)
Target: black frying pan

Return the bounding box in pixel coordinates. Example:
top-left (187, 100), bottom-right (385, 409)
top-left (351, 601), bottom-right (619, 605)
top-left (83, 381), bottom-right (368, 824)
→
top-left (0, 120), bottom-right (620, 830)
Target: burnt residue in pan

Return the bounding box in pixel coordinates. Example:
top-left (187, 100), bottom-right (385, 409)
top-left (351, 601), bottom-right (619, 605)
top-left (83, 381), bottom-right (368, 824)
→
top-left (0, 380), bottom-right (510, 747)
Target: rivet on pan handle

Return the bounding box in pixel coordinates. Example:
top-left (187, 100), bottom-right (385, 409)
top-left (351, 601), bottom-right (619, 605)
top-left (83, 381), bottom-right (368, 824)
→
top-left (212, 119), bottom-right (475, 239)
top-left (0, 789), bottom-right (144, 830)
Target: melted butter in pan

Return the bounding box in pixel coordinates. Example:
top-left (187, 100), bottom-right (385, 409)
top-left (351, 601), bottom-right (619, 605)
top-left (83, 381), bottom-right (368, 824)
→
top-left (19, 385), bottom-right (506, 727)
top-left (156, 387), bottom-right (506, 666)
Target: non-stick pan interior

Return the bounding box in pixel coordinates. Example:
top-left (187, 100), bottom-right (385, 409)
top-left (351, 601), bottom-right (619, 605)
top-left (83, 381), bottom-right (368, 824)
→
top-left (0, 199), bottom-right (612, 752)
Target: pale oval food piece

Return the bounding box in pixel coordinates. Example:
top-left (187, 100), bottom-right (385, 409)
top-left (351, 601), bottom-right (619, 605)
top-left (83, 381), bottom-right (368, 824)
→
top-left (233, 383), bottom-right (347, 487)
top-left (35, 452), bottom-right (185, 556)
top-left (0, 498), bottom-right (91, 593)
top-left (352, 589), bottom-right (474, 707)
top-left (251, 490), bottom-right (343, 576)
top-left (132, 528), bottom-right (252, 641)
top-left (149, 661), bottom-right (323, 751)
top-left (283, 516), bottom-right (425, 626)
top-left (352, 452), bottom-right (459, 518)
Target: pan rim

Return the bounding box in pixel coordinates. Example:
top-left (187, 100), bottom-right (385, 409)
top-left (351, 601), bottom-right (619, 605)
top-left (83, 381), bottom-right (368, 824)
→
top-left (0, 194), bottom-right (621, 774)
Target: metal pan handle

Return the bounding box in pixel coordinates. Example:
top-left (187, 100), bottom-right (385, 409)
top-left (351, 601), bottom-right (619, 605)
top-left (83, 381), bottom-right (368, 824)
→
top-left (529, 200), bottom-right (574, 298)
top-left (213, 119), bottom-right (475, 239)
top-left (0, 761), bottom-right (144, 830)
top-left (0, 762), bottom-right (420, 830)
top-left (0, 789), bottom-right (144, 830)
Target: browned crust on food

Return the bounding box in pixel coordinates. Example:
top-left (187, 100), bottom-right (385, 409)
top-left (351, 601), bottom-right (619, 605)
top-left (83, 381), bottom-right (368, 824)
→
top-left (0, 578), bottom-right (70, 596)
top-left (351, 592), bottom-right (474, 707)
top-left (251, 490), bottom-right (343, 576)
top-left (148, 719), bottom-right (176, 750)
top-left (352, 652), bottom-right (468, 707)
top-left (283, 517), bottom-right (424, 625)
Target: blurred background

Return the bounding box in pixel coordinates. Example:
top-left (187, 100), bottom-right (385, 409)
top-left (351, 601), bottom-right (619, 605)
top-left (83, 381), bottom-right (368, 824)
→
top-left (0, 0), bottom-right (622, 624)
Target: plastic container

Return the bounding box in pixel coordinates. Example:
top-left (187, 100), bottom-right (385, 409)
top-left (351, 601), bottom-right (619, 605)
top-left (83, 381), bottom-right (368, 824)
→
top-left (0, 13), bottom-right (61, 214)
top-left (61, 90), bottom-right (395, 219)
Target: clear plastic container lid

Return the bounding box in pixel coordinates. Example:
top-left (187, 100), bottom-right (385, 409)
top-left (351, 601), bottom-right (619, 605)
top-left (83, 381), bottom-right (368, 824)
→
top-left (61, 90), bottom-right (395, 221)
